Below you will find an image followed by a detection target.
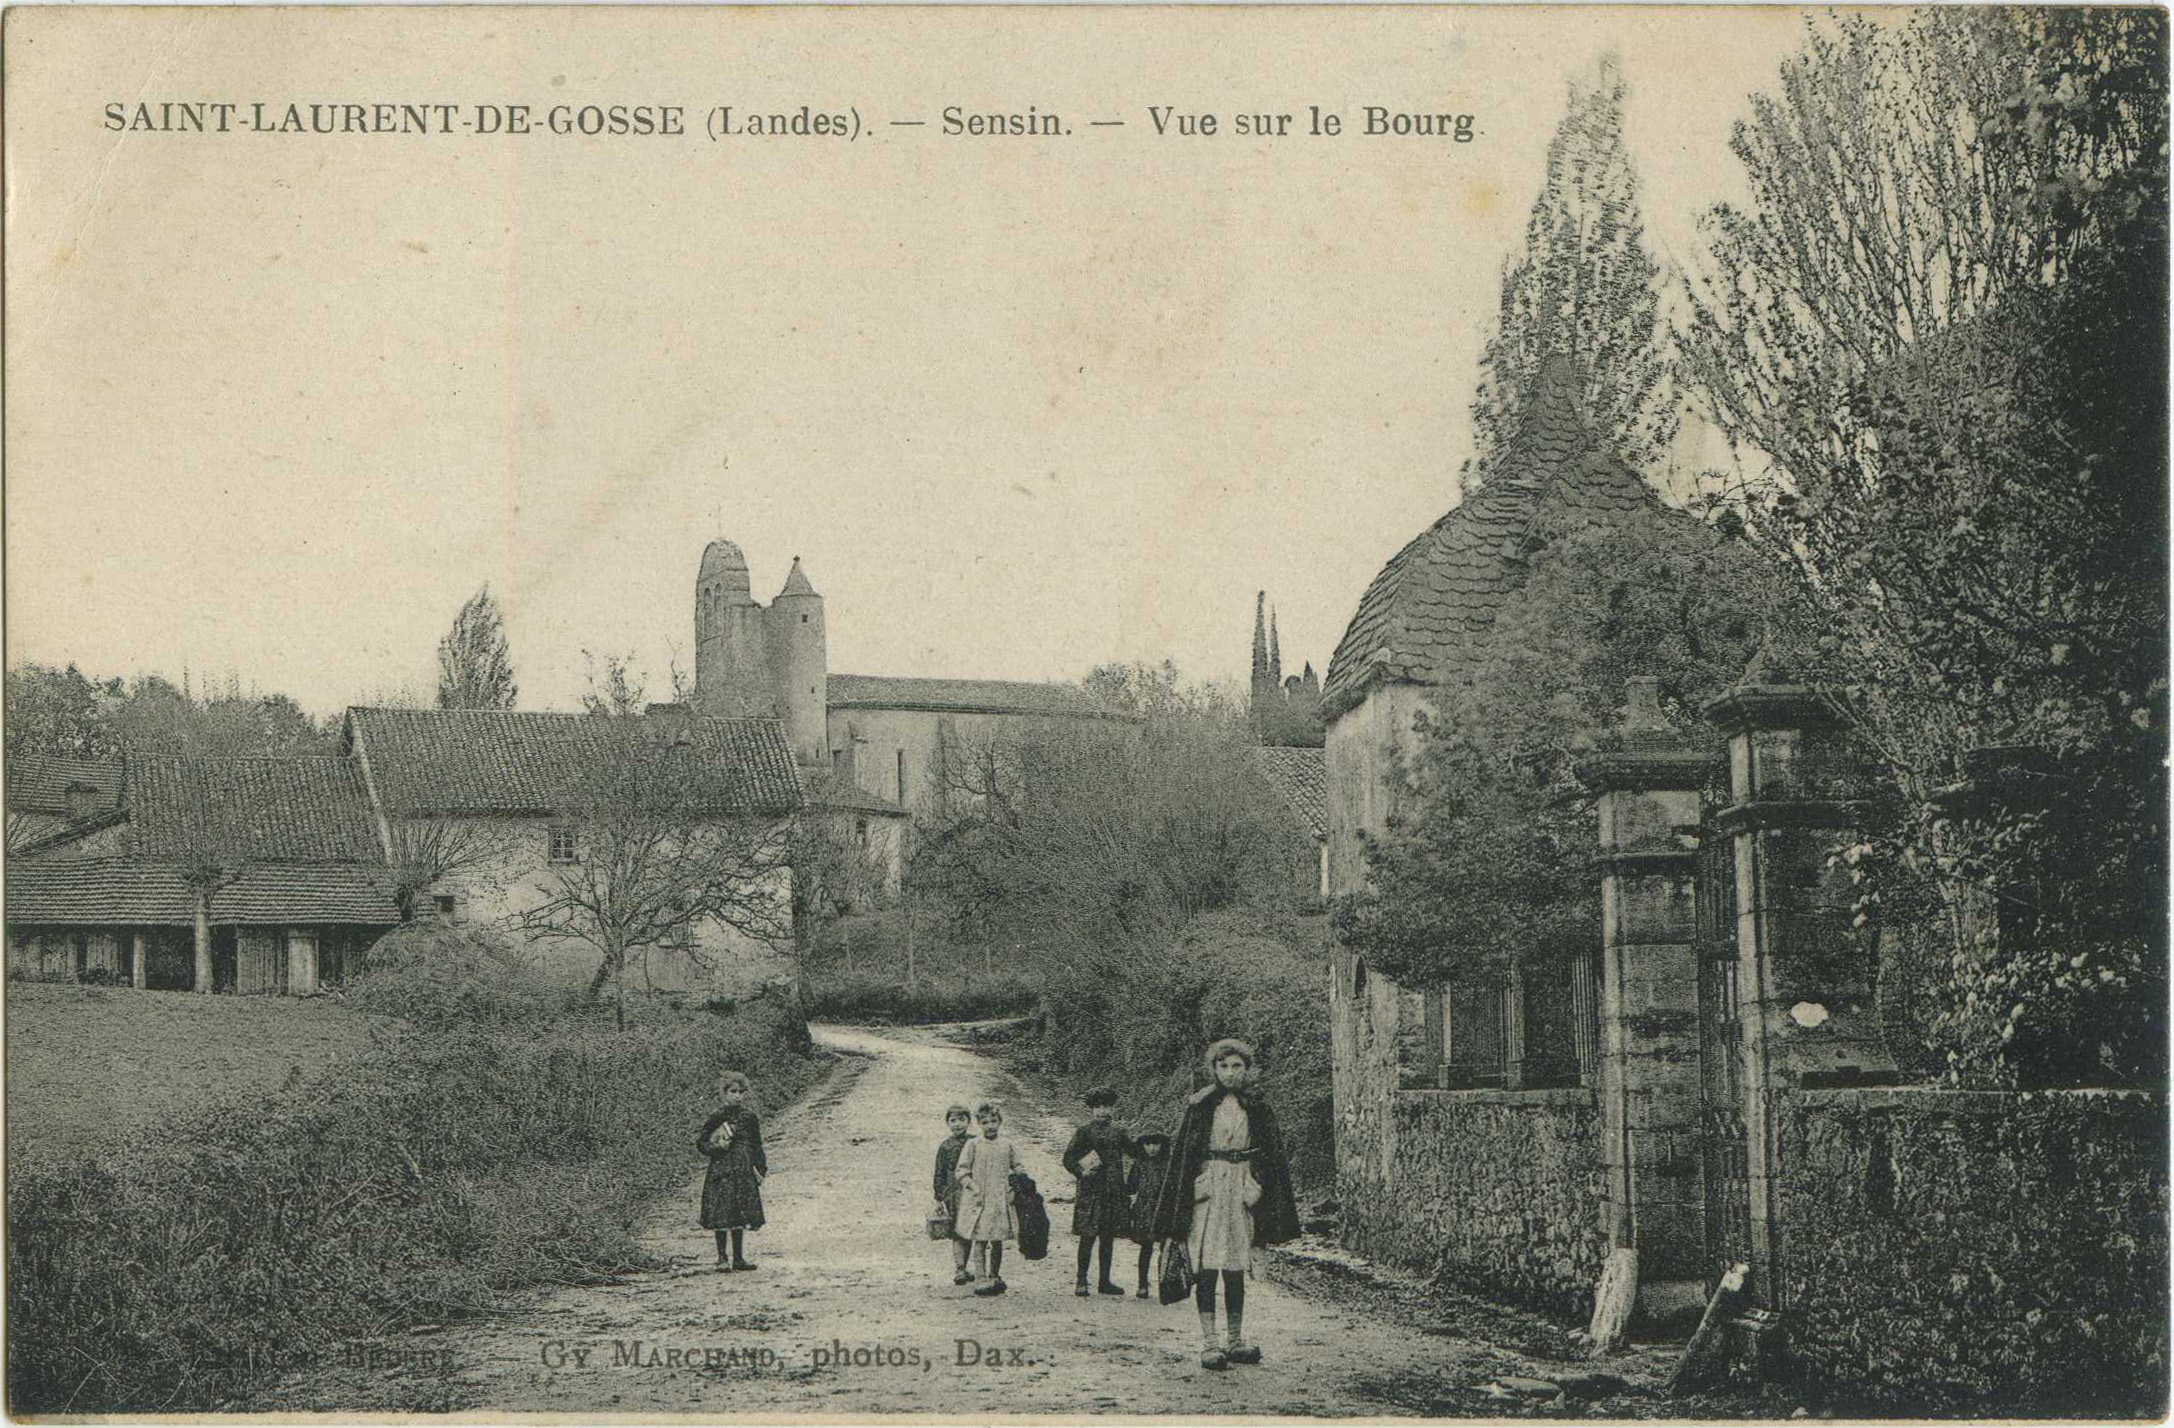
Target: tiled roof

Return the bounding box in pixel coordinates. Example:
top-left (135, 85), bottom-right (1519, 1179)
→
top-left (347, 708), bottom-right (805, 817)
top-left (4, 754), bottom-right (123, 817)
top-left (827, 675), bottom-right (1126, 720)
top-left (6, 856), bottom-right (398, 927)
top-left (1250, 746), bottom-right (1328, 841)
top-left (813, 784), bottom-right (911, 817)
top-left (121, 756), bottom-right (384, 863)
top-left (1323, 356), bottom-right (1663, 720)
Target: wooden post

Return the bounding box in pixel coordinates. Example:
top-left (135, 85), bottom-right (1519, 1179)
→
top-left (1669, 1261), bottom-right (1749, 1396)
top-left (1589, 1246), bottom-right (1640, 1356)
top-left (904, 894), bottom-right (917, 989)
top-left (131, 932), bottom-right (149, 989)
top-left (193, 892), bottom-right (213, 993)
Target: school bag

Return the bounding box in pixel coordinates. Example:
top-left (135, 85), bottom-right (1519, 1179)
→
top-left (1010, 1170), bottom-right (1050, 1261)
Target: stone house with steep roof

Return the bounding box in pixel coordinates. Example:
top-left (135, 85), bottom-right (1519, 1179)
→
top-left (1320, 354), bottom-right (1727, 1322)
top-left (1324, 355), bottom-right (1661, 1096)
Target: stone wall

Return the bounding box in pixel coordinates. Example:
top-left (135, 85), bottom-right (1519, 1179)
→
top-left (1776, 1087), bottom-right (2169, 1415)
top-left (1339, 1086), bottom-right (1608, 1317)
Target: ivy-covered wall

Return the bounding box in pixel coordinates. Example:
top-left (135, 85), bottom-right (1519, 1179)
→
top-left (1339, 1087), bottom-right (1607, 1317)
top-left (1777, 1088), bottom-right (2169, 1416)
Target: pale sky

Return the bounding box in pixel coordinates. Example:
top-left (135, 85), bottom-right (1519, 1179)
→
top-left (6, 6), bottom-right (1810, 717)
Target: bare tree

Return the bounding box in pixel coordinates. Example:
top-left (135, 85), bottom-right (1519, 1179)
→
top-left (513, 717), bottom-right (795, 1029)
top-left (171, 770), bottom-right (256, 993)
top-left (436, 586), bottom-right (518, 711)
top-left (385, 818), bottom-right (517, 923)
top-left (789, 774), bottom-right (895, 953)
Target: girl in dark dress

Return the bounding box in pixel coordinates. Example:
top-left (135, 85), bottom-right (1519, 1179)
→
top-left (1143, 1039), bottom-right (1301, 1369)
top-left (696, 1070), bottom-right (767, 1271)
top-left (932, 1103), bottom-right (975, 1285)
top-left (1123, 1130), bottom-right (1173, 1298)
top-left (1061, 1085), bottom-right (1133, 1297)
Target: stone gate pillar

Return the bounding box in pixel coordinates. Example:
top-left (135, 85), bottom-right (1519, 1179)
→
top-left (1705, 681), bottom-right (1896, 1321)
top-left (1576, 678), bottom-right (1711, 1327)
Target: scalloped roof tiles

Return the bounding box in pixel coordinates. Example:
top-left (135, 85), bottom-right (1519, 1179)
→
top-left (1322, 357), bottom-right (1661, 719)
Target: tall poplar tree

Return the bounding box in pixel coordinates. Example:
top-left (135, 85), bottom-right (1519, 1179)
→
top-left (435, 586), bottom-right (518, 711)
top-left (1467, 54), bottom-right (1674, 484)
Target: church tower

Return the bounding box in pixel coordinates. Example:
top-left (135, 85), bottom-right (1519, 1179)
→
top-left (764, 556), bottom-right (828, 768)
top-left (694, 538), bottom-right (776, 719)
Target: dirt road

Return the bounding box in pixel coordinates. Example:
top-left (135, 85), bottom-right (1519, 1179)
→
top-left (273, 1024), bottom-right (1677, 1416)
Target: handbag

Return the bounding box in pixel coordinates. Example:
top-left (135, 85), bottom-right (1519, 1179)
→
top-left (1157, 1238), bottom-right (1194, 1306)
top-left (925, 1202), bottom-right (953, 1241)
top-left (1011, 1171), bottom-right (1050, 1261)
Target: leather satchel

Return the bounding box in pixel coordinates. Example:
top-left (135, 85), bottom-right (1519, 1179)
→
top-left (1157, 1238), bottom-right (1194, 1306)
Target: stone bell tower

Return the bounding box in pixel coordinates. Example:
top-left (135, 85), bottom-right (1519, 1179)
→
top-left (693, 539), bottom-right (828, 768)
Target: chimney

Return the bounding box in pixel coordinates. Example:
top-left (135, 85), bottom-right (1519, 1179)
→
top-left (645, 702), bottom-right (696, 748)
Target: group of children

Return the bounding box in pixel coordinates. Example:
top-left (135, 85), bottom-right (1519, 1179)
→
top-left (696, 1037), bottom-right (1302, 1372)
top-left (930, 1091), bottom-right (1174, 1301)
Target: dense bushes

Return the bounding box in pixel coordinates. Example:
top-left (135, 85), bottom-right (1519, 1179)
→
top-left (1036, 911), bottom-right (1335, 1195)
top-left (6, 936), bottom-right (818, 1413)
top-left (340, 920), bottom-right (569, 1025)
top-left (802, 969), bottom-right (1036, 1025)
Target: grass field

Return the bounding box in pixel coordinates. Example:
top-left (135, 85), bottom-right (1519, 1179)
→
top-left (4, 983), bottom-right (401, 1166)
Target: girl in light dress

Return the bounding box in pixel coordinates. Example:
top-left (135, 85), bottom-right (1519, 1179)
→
top-left (1143, 1038), bottom-right (1300, 1369)
top-left (953, 1101), bottom-right (1020, 1296)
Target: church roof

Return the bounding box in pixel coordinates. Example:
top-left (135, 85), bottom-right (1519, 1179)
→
top-left (827, 675), bottom-right (1128, 720)
top-left (777, 557), bottom-right (819, 599)
top-left (1322, 356), bottom-right (1660, 720)
top-left (346, 707), bottom-right (804, 817)
top-left (1250, 745), bottom-right (1328, 841)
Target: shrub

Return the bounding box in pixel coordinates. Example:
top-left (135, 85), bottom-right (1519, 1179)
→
top-left (801, 970), bottom-right (1036, 1025)
top-left (340, 921), bottom-right (566, 1026)
top-left (1035, 911), bottom-right (1336, 1196)
top-left (6, 987), bottom-right (817, 1413)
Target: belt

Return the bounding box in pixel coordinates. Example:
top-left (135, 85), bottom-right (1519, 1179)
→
top-left (1203, 1147), bottom-right (1255, 1163)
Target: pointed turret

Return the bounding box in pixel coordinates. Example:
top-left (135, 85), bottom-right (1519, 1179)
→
top-left (766, 555), bottom-right (828, 769)
top-left (778, 556), bottom-right (818, 599)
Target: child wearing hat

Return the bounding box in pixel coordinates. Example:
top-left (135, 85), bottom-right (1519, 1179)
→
top-left (1124, 1129), bottom-right (1174, 1298)
top-left (1061, 1086), bottom-right (1133, 1297)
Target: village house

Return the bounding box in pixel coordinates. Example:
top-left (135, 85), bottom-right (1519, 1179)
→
top-left (1323, 356), bottom-right (1651, 1101)
top-left (1318, 356), bottom-right (2165, 1398)
top-left (342, 704), bottom-right (806, 997)
top-left (6, 754), bottom-right (399, 992)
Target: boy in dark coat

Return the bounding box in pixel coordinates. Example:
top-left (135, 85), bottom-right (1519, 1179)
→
top-left (1124, 1130), bottom-right (1174, 1297)
top-left (1143, 1039), bottom-right (1300, 1367)
top-left (1061, 1086), bottom-right (1133, 1297)
top-left (932, 1104), bottom-right (975, 1284)
top-left (696, 1070), bottom-right (767, 1271)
